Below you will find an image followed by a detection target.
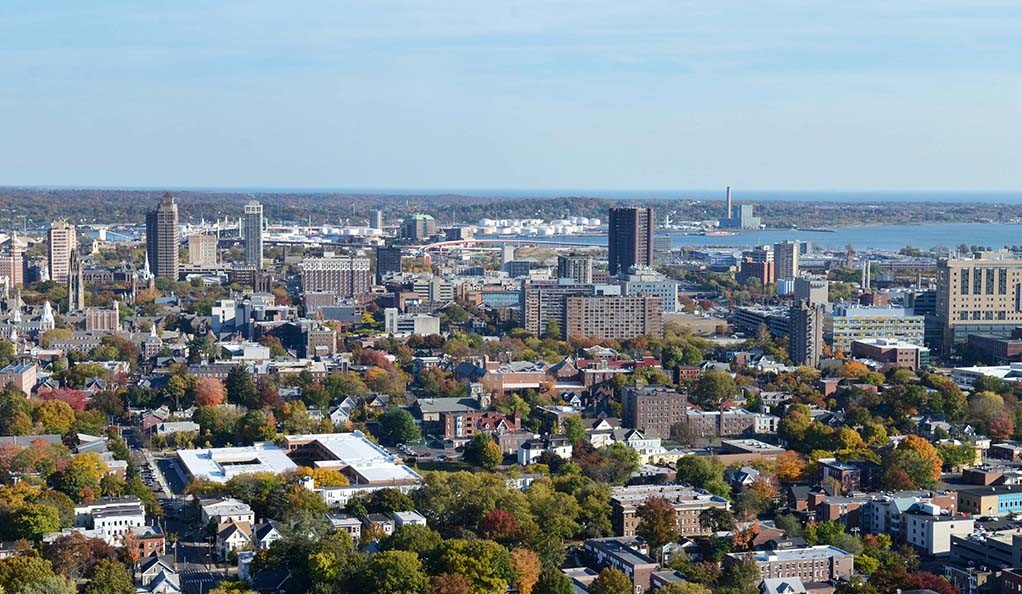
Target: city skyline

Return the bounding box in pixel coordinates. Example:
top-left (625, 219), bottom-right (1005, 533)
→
top-left (2, 2), bottom-right (1021, 191)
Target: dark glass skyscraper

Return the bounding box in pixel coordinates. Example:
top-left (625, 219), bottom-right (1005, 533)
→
top-left (145, 193), bottom-right (179, 279)
top-left (607, 206), bottom-right (653, 276)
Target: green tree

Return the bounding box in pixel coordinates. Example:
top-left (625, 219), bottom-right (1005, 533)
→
top-left (691, 371), bottom-right (737, 409)
top-left (361, 550), bottom-right (428, 594)
top-left (463, 433), bottom-right (503, 470)
top-left (10, 503), bottom-right (61, 541)
top-left (377, 408), bottom-right (421, 445)
top-left (543, 320), bottom-right (562, 340)
top-left (589, 568), bottom-right (633, 594)
top-left (675, 456), bottom-right (729, 497)
top-left (562, 415), bottom-right (585, 445)
top-left (380, 524), bottom-right (442, 559)
top-left (436, 539), bottom-right (514, 594)
top-left (225, 365), bottom-right (258, 407)
top-left (636, 497), bottom-right (680, 560)
top-left (83, 559), bottom-right (133, 594)
top-left (534, 568), bottom-right (573, 594)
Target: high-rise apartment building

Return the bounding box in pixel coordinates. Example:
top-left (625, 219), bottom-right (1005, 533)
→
top-left (620, 267), bottom-right (679, 312)
top-left (790, 300), bottom-right (824, 367)
top-left (564, 295), bottom-right (663, 340)
top-left (48, 221), bottom-right (76, 284)
top-left (608, 207), bottom-right (653, 276)
top-left (774, 240), bottom-right (801, 280)
top-left (244, 201), bottom-right (263, 268)
top-left (375, 246), bottom-right (402, 283)
top-left (145, 193), bottom-right (180, 279)
top-left (300, 254), bottom-right (372, 297)
top-left (556, 254), bottom-right (593, 284)
top-left (371, 210), bottom-right (384, 231)
top-left (795, 276), bottom-right (829, 306)
top-left (399, 214), bottom-right (436, 241)
top-left (522, 282), bottom-right (600, 337)
top-left (936, 252), bottom-right (1022, 352)
top-left (188, 234), bottom-right (219, 266)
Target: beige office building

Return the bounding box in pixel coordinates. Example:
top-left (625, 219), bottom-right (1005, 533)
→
top-left (188, 234), bottom-right (219, 266)
top-left (936, 252), bottom-right (1022, 352)
top-left (48, 221), bottom-right (76, 284)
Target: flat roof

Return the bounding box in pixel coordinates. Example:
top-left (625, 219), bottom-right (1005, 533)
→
top-left (177, 443), bottom-right (298, 483)
top-left (750, 545), bottom-right (852, 562)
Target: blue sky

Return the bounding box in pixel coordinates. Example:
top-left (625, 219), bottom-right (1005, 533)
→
top-left (1, 1), bottom-right (1020, 191)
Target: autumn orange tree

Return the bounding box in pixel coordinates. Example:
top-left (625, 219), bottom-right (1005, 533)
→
top-left (510, 548), bottom-right (541, 594)
top-left (635, 497), bottom-right (679, 561)
top-left (775, 450), bottom-right (807, 483)
top-left (192, 378), bottom-right (225, 407)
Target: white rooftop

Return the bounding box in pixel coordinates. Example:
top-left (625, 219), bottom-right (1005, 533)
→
top-left (177, 443), bottom-right (298, 483)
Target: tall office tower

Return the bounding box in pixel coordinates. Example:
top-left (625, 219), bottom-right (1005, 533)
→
top-left (557, 254), bottom-right (593, 284)
top-left (188, 234), bottom-right (219, 266)
top-left (48, 220), bottom-right (76, 284)
top-left (726, 186), bottom-right (733, 220)
top-left (607, 206), bottom-right (654, 276)
top-left (790, 300), bottom-right (824, 367)
top-left (145, 193), bottom-right (180, 279)
top-left (68, 249), bottom-right (85, 312)
top-left (375, 245), bottom-right (402, 283)
top-left (936, 251), bottom-right (1022, 353)
top-left (774, 240), bottom-right (801, 280)
top-left (371, 210), bottom-right (384, 231)
top-left (244, 201), bottom-right (264, 268)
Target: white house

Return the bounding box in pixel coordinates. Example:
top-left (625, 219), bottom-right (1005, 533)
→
top-left (391, 510), bottom-right (427, 529)
top-left (217, 520), bottom-right (253, 560)
top-left (200, 498), bottom-right (255, 527)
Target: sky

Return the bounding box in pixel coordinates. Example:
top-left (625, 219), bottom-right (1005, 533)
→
top-left (1, 1), bottom-right (1021, 192)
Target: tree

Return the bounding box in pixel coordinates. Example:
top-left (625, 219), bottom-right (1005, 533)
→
top-left (0, 555), bottom-right (74, 594)
top-left (42, 533), bottom-right (117, 580)
top-left (937, 442), bottom-right (976, 469)
top-left (54, 452), bottom-right (106, 502)
top-left (427, 573), bottom-right (474, 594)
top-left (543, 321), bottom-right (562, 340)
top-left (225, 365), bottom-right (257, 407)
top-left (675, 456), bottom-right (729, 497)
top-left (377, 408), bottom-right (421, 445)
top-left (478, 508), bottom-right (519, 541)
top-left (436, 539), bottom-right (513, 594)
top-left (698, 508), bottom-right (734, 533)
top-left (510, 548), bottom-right (541, 594)
top-left (83, 559), bottom-right (133, 594)
top-left (636, 497), bottom-right (679, 560)
top-left (562, 415), bottom-right (585, 445)
top-left (33, 400), bottom-right (76, 435)
top-left (463, 433), bottom-right (503, 470)
top-left (361, 550), bottom-right (428, 594)
top-left (193, 378), bottom-right (225, 407)
top-left (381, 524), bottom-right (442, 559)
top-left (10, 503), bottom-right (61, 541)
top-left (534, 568), bottom-right (573, 594)
top-left (883, 435), bottom-right (942, 489)
top-left (589, 568), bottom-right (633, 594)
top-left (775, 450), bottom-right (806, 483)
top-left (691, 371), bottom-right (737, 409)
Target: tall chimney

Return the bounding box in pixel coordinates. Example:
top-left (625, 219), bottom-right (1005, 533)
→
top-left (726, 186), bottom-right (733, 220)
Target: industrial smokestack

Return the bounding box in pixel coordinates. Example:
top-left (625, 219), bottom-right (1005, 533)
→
top-left (726, 186), bottom-right (733, 220)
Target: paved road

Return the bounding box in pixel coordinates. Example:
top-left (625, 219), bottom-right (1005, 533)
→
top-left (143, 450), bottom-right (173, 498)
